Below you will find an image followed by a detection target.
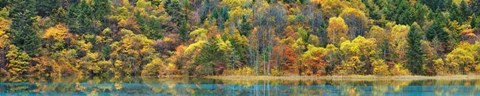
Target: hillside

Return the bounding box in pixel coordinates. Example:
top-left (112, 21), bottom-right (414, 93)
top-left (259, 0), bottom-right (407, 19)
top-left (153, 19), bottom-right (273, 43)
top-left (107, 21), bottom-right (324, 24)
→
top-left (0, 0), bottom-right (480, 77)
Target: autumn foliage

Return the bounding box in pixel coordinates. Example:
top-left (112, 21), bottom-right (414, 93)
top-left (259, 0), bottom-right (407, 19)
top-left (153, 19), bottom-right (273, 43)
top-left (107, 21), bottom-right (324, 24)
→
top-left (0, 0), bottom-right (480, 77)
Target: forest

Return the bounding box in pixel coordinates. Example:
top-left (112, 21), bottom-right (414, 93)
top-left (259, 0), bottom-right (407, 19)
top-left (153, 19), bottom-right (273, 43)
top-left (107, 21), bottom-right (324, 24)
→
top-left (0, 0), bottom-right (480, 77)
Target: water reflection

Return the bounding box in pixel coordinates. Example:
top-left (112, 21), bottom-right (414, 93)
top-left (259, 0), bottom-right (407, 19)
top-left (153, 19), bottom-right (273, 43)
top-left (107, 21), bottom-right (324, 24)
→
top-left (0, 76), bottom-right (479, 95)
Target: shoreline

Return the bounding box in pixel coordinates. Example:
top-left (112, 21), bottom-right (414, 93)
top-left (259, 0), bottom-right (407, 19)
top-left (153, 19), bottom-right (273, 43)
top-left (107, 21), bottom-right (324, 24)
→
top-left (204, 75), bottom-right (480, 81)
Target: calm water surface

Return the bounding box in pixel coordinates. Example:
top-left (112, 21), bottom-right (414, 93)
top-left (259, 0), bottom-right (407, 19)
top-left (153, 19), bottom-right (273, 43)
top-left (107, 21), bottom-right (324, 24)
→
top-left (0, 77), bottom-right (479, 96)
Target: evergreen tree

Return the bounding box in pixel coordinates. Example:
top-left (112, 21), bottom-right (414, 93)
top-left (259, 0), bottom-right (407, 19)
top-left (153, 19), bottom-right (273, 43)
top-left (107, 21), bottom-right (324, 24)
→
top-left (165, 0), bottom-right (185, 25)
top-left (471, 0), bottom-right (480, 15)
top-left (406, 23), bottom-right (426, 75)
top-left (238, 15), bottom-right (252, 36)
top-left (165, 0), bottom-right (188, 41)
top-left (36, 0), bottom-right (59, 17)
top-left (460, 0), bottom-right (471, 16)
top-left (394, 0), bottom-right (411, 25)
top-left (0, 0), bottom-right (8, 8)
top-left (8, 0), bottom-right (40, 56)
top-left (426, 14), bottom-right (450, 45)
top-left (92, 0), bottom-right (111, 21)
top-left (454, 0), bottom-right (470, 23)
top-left (67, 1), bottom-right (95, 34)
top-left (472, 16), bottom-right (480, 29)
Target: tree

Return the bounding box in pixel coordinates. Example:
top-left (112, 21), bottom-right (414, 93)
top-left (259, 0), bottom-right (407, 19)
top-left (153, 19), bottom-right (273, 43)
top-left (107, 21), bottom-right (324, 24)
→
top-left (320, 0), bottom-right (349, 19)
top-left (406, 23), bottom-right (427, 75)
top-left (455, 0), bottom-right (470, 23)
top-left (471, 0), bottom-right (480, 15)
top-left (165, 0), bottom-right (186, 25)
top-left (42, 24), bottom-right (70, 51)
top-left (426, 14), bottom-right (452, 55)
top-left (109, 29), bottom-right (155, 76)
top-left (339, 8), bottom-right (368, 39)
top-left (444, 43), bottom-right (476, 74)
top-left (419, 0), bottom-right (453, 11)
top-left (326, 17), bottom-right (348, 45)
top-left (67, 1), bottom-right (94, 34)
top-left (6, 45), bottom-right (30, 75)
top-left (8, 0), bottom-right (41, 56)
top-left (141, 58), bottom-right (166, 76)
top-left (366, 26), bottom-right (388, 59)
top-left (36, 0), bottom-right (59, 17)
top-left (299, 45), bottom-right (327, 75)
top-left (191, 38), bottom-right (223, 76)
top-left (0, 24), bottom-right (9, 70)
top-left (238, 15), bottom-right (252, 36)
top-left (165, 0), bottom-right (188, 41)
top-left (472, 16), bottom-right (480, 29)
top-left (390, 24), bottom-right (410, 62)
top-left (335, 36), bottom-right (378, 75)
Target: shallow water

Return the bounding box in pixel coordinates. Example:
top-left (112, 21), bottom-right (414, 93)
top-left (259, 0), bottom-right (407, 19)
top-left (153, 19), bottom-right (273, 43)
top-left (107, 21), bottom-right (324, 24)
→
top-left (0, 77), bottom-right (479, 96)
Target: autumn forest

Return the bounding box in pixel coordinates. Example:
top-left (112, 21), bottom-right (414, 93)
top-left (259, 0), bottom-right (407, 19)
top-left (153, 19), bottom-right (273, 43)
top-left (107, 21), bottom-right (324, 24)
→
top-left (0, 0), bottom-right (480, 77)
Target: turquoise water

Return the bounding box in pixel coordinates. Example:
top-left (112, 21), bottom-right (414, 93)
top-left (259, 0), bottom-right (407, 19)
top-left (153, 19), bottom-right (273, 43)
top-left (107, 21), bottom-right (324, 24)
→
top-left (0, 77), bottom-right (480, 96)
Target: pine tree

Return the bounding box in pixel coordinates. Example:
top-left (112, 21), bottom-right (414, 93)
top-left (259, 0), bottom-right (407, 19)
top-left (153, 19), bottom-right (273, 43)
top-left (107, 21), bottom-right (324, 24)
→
top-left (36, 0), bottom-right (59, 17)
top-left (426, 14), bottom-right (450, 45)
top-left (471, 0), bottom-right (480, 15)
top-left (165, 0), bottom-right (185, 25)
top-left (472, 16), bottom-right (480, 29)
top-left (165, 0), bottom-right (188, 41)
top-left (406, 23), bottom-right (426, 75)
top-left (8, 0), bottom-right (40, 56)
top-left (238, 15), bottom-right (252, 36)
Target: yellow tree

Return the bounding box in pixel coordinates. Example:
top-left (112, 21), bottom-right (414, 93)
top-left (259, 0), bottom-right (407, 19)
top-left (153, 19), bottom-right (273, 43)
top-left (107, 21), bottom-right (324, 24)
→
top-left (339, 8), bottom-right (369, 39)
top-left (141, 58), bottom-right (166, 76)
top-left (320, 0), bottom-right (349, 19)
top-left (327, 17), bottom-right (348, 45)
top-left (109, 29), bottom-right (155, 76)
top-left (335, 36), bottom-right (378, 75)
top-left (42, 24), bottom-right (71, 51)
top-left (442, 42), bottom-right (478, 74)
top-left (6, 45), bottom-right (30, 75)
top-left (366, 26), bottom-right (389, 59)
top-left (389, 25), bottom-right (410, 62)
top-left (0, 17), bottom-right (10, 71)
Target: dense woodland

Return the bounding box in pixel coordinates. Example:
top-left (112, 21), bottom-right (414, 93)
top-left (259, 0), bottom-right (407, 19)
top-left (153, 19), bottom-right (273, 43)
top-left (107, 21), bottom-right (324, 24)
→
top-left (0, 0), bottom-right (480, 77)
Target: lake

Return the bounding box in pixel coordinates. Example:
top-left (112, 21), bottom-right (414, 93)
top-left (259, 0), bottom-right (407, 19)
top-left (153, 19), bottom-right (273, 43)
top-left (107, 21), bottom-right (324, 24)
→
top-left (0, 76), bottom-right (479, 96)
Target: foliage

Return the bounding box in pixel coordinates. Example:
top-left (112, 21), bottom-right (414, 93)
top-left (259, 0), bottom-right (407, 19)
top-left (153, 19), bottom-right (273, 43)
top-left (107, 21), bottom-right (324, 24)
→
top-left (141, 58), bottom-right (166, 76)
top-left (327, 17), bottom-right (348, 44)
top-left (406, 23), bottom-right (427, 75)
top-left (8, 0), bottom-right (41, 56)
top-left (339, 8), bottom-right (368, 39)
top-left (1, 0), bottom-right (479, 77)
top-left (6, 45), bottom-right (30, 75)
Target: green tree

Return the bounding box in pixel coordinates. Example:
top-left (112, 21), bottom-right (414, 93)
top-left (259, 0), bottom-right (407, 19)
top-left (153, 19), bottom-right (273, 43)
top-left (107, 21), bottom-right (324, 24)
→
top-left (165, 0), bottom-right (185, 24)
top-left (472, 16), bottom-right (480, 28)
top-left (419, 0), bottom-right (452, 11)
top-left (67, 1), bottom-right (94, 34)
top-left (471, 0), bottom-right (480, 15)
top-left (8, 0), bottom-right (40, 56)
top-left (165, 0), bottom-right (188, 41)
top-left (238, 15), bottom-right (252, 36)
top-left (191, 38), bottom-right (222, 76)
top-left (406, 23), bottom-right (427, 75)
top-left (426, 14), bottom-right (452, 54)
top-left (36, 0), bottom-right (59, 17)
